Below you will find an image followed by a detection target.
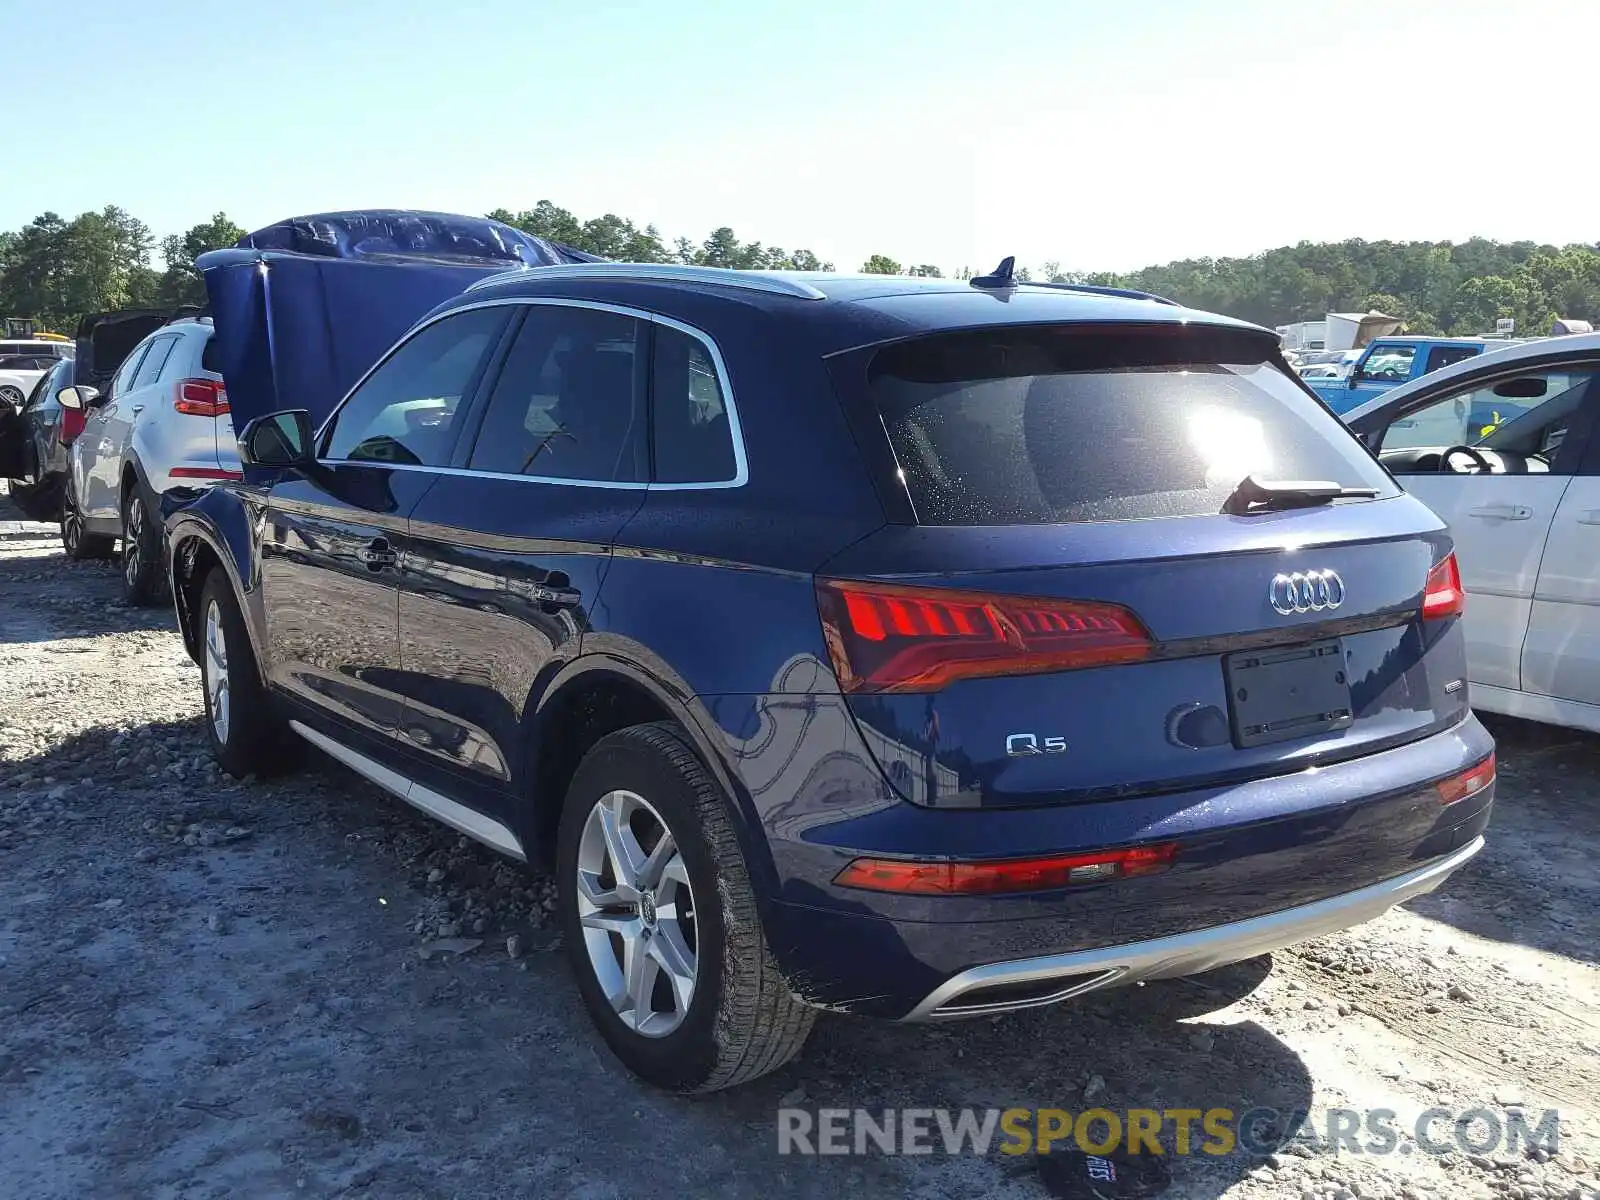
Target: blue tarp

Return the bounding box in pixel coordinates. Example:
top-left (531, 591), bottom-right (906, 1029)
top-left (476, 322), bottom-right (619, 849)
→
top-left (198, 209), bottom-right (598, 434)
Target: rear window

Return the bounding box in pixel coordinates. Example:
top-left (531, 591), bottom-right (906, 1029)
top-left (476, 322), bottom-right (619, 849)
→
top-left (861, 324), bottom-right (1397, 526)
top-left (200, 331), bottom-right (220, 375)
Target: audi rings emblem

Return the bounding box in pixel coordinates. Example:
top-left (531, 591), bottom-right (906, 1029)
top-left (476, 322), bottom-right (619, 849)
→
top-left (1269, 569), bottom-right (1345, 615)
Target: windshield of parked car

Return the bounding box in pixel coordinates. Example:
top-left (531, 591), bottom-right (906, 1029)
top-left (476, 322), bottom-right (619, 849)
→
top-left (862, 323), bottom-right (1398, 526)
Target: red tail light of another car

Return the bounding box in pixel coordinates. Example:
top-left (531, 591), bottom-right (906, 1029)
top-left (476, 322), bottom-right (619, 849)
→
top-left (173, 379), bottom-right (230, 418)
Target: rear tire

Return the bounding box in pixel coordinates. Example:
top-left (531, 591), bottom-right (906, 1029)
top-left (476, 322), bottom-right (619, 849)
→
top-left (61, 474), bottom-right (114, 561)
top-left (556, 721), bottom-right (815, 1093)
top-left (198, 569), bottom-right (299, 777)
top-left (120, 479), bottom-right (165, 606)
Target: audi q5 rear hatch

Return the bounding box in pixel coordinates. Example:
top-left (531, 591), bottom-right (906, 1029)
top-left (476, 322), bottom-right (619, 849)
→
top-left (822, 321), bottom-right (1468, 808)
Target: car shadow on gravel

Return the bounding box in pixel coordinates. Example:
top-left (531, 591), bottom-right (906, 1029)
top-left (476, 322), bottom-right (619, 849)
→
top-left (4, 714), bottom-right (1314, 1198)
top-left (1402, 714), bottom-right (1600, 966)
top-left (667, 956), bottom-right (1313, 1198)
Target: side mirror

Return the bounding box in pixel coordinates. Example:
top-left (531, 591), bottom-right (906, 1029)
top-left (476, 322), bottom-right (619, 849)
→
top-left (238, 409), bottom-right (316, 469)
top-left (56, 385), bottom-right (98, 411)
top-left (1347, 370), bottom-right (1363, 387)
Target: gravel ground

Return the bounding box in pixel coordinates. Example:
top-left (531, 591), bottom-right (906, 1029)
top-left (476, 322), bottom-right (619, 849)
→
top-left (1, 490), bottom-right (1597, 1200)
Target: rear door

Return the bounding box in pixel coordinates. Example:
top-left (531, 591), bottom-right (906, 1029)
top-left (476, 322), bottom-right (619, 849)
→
top-left (260, 305), bottom-right (509, 743)
top-left (394, 300), bottom-right (650, 818)
top-left (821, 321), bottom-right (1463, 810)
top-left (1373, 362), bottom-right (1600, 691)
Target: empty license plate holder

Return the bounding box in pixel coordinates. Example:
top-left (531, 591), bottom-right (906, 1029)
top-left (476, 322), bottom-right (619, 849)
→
top-left (1224, 638), bottom-right (1353, 749)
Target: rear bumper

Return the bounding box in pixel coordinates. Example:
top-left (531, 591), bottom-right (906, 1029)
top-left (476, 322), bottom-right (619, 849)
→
top-left (903, 835), bottom-right (1480, 1020)
top-left (739, 708), bottom-right (1494, 1019)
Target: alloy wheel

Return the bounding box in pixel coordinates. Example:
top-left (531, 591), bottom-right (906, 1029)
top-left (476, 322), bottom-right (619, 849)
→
top-left (0, 386), bottom-right (23, 409)
top-left (574, 789), bottom-right (698, 1037)
top-left (62, 496), bottom-right (82, 555)
top-left (204, 599), bottom-right (230, 745)
top-left (123, 495), bottom-right (144, 587)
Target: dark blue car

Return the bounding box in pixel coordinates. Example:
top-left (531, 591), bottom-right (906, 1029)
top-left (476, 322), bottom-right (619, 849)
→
top-left (165, 261), bottom-right (1494, 1092)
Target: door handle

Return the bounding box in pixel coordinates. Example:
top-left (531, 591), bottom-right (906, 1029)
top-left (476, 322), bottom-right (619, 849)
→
top-left (130, 404), bottom-right (144, 415)
top-left (1466, 504), bottom-right (1532, 521)
top-left (355, 538), bottom-right (397, 571)
top-left (1579, 510), bottom-right (1600, 526)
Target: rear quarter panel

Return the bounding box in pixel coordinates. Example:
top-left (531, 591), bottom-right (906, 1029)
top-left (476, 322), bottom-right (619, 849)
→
top-left (166, 483), bottom-right (271, 664)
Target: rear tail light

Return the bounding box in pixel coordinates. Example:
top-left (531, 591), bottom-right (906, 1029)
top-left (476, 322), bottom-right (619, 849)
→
top-left (1422, 553), bottom-right (1464, 621)
top-left (816, 579), bottom-right (1152, 693)
top-left (59, 407), bottom-right (87, 446)
top-left (1437, 752), bottom-right (1495, 805)
top-left (173, 378), bottom-right (229, 417)
top-left (834, 843), bottom-right (1179, 895)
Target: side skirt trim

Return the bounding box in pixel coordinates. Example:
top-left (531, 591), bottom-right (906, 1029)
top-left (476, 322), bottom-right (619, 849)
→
top-left (289, 720), bottom-right (526, 861)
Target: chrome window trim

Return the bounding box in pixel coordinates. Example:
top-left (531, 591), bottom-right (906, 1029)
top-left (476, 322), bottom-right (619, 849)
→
top-left (464, 261), bottom-right (826, 301)
top-left (314, 296), bottom-right (748, 490)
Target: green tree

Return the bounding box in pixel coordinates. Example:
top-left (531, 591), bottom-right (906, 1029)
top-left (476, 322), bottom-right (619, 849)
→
top-left (861, 254), bottom-right (901, 275)
top-left (0, 207), bottom-right (154, 330)
top-left (147, 212), bottom-right (247, 307)
top-left (1449, 275), bottom-right (1530, 335)
top-left (906, 264), bottom-right (942, 278)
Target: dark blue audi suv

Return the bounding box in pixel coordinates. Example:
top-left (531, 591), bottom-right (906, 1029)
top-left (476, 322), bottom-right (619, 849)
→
top-left (166, 261), bottom-right (1494, 1092)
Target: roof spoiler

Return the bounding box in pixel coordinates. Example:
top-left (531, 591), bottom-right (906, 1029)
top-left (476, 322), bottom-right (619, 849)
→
top-left (968, 256), bottom-right (1177, 305)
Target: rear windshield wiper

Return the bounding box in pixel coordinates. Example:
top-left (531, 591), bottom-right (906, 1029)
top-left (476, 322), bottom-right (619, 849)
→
top-left (1223, 475), bottom-right (1380, 515)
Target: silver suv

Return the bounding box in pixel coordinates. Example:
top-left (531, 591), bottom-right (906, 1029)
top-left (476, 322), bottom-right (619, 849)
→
top-left (60, 316), bottom-right (239, 603)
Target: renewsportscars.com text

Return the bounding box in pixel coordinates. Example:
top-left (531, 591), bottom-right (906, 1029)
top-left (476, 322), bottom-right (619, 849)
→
top-left (776, 1106), bottom-right (1560, 1158)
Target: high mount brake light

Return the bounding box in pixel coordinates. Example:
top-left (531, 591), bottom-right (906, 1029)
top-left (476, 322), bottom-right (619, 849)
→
top-left (173, 378), bottom-right (229, 417)
top-left (834, 843), bottom-right (1179, 895)
top-left (1422, 553), bottom-right (1464, 621)
top-left (816, 578), bottom-right (1152, 694)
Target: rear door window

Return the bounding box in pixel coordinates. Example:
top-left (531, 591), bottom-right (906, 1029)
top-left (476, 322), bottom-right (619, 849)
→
top-left (650, 325), bottom-right (737, 483)
top-left (465, 304), bottom-right (645, 483)
top-left (855, 324), bottom-right (1398, 526)
top-left (131, 337), bottom-right (177, 389)
top-left (109, 343), bottom-right (150, 398)
top-left (1425, 345), bottom-right (1480, 374)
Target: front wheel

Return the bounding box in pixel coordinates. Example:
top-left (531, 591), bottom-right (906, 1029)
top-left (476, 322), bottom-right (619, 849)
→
top-left (61, 473), bottom-right (114, 561)
top-left (121, 481), bottom-right (165, 606)
top-left (557, 721), bottom-right (815, 1093)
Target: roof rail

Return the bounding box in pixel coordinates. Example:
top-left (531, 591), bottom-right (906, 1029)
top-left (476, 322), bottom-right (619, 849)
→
top-left (1026, 280), bottom-right (1179, 306)
top-left (163, 304), bottom-right (210, 326)
top-left (464, 262), bottom-right (827, 300)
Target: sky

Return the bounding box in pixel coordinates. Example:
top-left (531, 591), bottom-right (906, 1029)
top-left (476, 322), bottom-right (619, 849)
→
top-left (12, 0), bottom-right (1598, 275)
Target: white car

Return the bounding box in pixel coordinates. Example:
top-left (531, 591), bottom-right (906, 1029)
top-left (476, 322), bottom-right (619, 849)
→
top-left (1346, 333), bottom-right (1600, 732)
top-left (59, 316), bottom-right (238, 604)
top-left (0, 340), bottom-right (73, 410)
